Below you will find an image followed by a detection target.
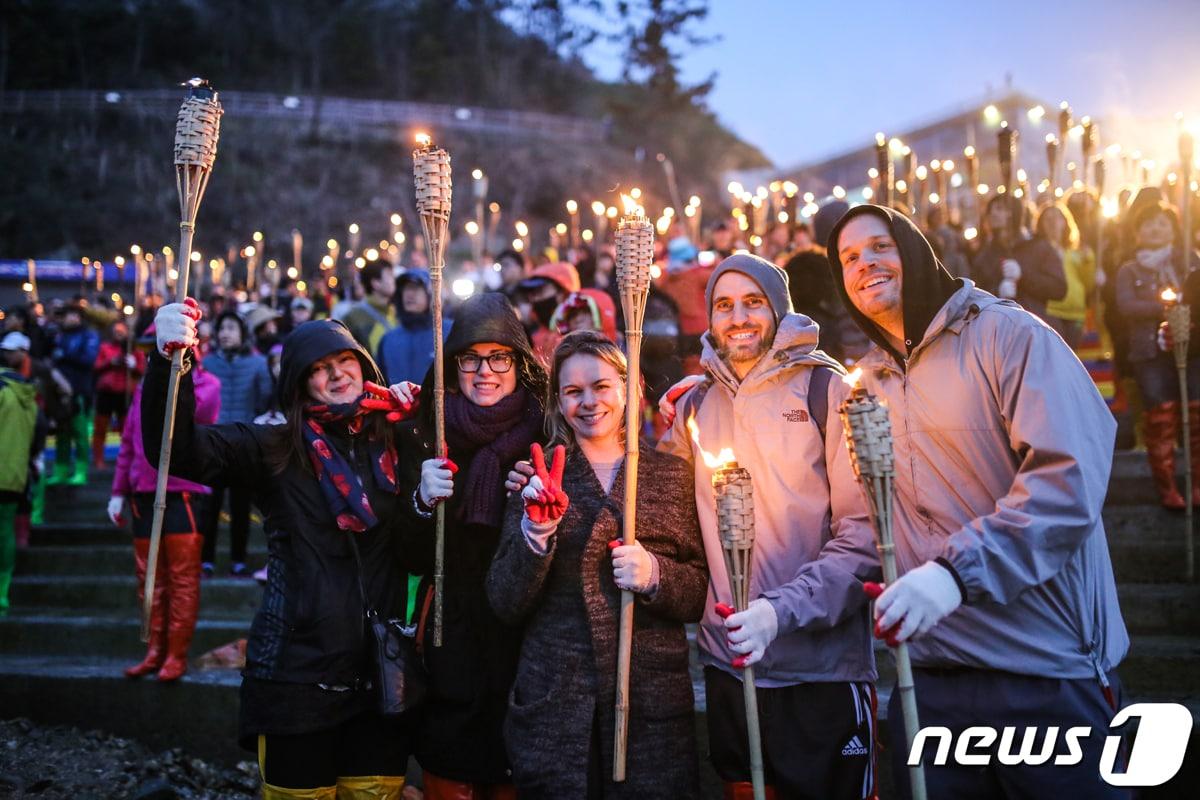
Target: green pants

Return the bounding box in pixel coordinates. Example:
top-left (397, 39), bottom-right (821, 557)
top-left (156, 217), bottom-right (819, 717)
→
top-left (0, 501), bottom-right (16, 614)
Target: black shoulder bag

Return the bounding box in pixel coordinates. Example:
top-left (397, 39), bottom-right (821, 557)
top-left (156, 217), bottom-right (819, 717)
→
top-left (346, 534), bottom-right (427, 716)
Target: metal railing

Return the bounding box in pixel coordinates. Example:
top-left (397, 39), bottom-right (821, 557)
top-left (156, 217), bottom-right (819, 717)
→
top-left (0, 89), bottom-right (607, 143)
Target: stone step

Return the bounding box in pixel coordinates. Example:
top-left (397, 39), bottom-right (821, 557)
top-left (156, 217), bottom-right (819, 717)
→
top-left (1117, 583), bottom-right (1200, 635)
top-left (1119, 635), bottom-right (1200, 696)
top-left (1103, 505), bottom-right (1196, 582)
top-left (17, 544), bottom-right (269, 576)
top-left (1107, 448), bottom-right (1192, 506)
top-left (0, 610), bottom-right (250, 659)
top-left (8, 575), bottom-right (263, 616)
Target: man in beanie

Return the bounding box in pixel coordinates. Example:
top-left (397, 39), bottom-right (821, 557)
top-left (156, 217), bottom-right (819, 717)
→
top-left (827, 204), bottom-right (1127, 797)
top-left (657, 253), bottom-right (880, 798)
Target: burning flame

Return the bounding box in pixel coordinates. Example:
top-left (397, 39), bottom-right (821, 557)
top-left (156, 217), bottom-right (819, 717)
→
top-left (414, 131), bottom-right (431, 147)
top-left (686, 415), bottom-right (736, 470)
top-left (842, 366), bottom-right (864, 389)
top-left (619, 193), bottom-right (643, 217)
top-left (1163, 287), bottom-right (1179, 304)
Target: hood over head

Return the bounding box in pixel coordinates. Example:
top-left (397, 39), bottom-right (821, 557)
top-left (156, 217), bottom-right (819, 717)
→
top-left (550, 289), bottom-right (618, 341)
top-left (826, 204), bottom-right (961, 365)
top-left (277, 319), bottom-right (382, 408)
top-left (704, 252), bottom-right (794, 325)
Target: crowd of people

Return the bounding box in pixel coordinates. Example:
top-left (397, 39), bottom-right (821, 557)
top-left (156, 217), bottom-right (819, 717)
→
top-left (0, 174), bottom-right (1193, 799)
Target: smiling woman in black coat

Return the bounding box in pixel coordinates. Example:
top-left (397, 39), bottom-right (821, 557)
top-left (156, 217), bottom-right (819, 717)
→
top-left (145, 305), bottom-right (417, 800)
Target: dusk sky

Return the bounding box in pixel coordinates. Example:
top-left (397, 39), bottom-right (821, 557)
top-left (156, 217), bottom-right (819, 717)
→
top-left (586, 0), bottom-right (1200, 169)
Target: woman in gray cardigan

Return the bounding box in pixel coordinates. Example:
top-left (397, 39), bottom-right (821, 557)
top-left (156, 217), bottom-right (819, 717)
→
top-left (486, 330), bottom-right (708, 799)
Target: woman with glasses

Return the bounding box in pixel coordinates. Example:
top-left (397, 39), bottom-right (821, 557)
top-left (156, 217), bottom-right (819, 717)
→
top-left (401, 292), bottom-right (548, 799)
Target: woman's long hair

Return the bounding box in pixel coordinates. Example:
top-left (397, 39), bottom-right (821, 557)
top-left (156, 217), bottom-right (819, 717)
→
top-left (1035, 202), bottom-right (1081, 251)
top-left (545, 330), bottom-right (628, 451)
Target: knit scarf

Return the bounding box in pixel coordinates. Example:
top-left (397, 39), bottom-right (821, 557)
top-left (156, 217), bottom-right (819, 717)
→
top-left (1136, 244), bottom-right (1180, 288)
top-left (444, 386), bottom-right (543, 528)
top-left (302, 394), bottom-right (399, 533)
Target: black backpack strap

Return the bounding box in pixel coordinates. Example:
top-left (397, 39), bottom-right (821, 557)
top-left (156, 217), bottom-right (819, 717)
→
top-left (808, 365), bottom-right (835, 442)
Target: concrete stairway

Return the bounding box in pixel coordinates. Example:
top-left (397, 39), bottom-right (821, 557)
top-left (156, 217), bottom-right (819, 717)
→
top-left (2, 453), bottom-right (1198, 796)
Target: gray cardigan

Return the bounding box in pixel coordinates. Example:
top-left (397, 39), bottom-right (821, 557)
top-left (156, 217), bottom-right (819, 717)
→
top-left (486, 441), bottom-right (707, 799)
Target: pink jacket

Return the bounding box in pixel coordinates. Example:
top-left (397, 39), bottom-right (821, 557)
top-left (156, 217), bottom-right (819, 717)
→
top-left (112, 367), bottom-right (221, 496)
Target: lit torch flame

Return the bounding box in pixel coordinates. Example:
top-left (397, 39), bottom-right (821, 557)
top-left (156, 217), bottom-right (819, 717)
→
top-left (1163, 287), bottom-right (1179, 304)
top-left (842, 366), bottom-right (864, 389)
top-left (619, 193), bottom-right (644, 218)
top-left (415, 131), bottom-right (432, 148)
top-left (686, 415), bottom-right (736, 470)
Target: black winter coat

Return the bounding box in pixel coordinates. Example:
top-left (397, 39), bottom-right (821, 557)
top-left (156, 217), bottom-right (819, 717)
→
top-left (143, 337), bottom-right (412, 740)
top-left (396, 420), bottom-right (531, 784)
top-left (486, 442), bottom-right (707, 799)
top-left (972, 236), bottom-right (1068, 322)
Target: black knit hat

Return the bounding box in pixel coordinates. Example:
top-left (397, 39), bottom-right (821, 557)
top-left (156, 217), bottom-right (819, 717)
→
top-left (443, 292), bottom-right (531, 357)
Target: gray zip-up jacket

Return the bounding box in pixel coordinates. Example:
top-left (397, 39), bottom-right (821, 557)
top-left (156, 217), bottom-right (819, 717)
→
top-left (854, 281), bottom-right (1129, 679)
top-left (658, 313), bottom-right (879, 687)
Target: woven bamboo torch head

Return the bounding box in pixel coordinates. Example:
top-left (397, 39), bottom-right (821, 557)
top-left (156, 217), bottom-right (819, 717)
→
top-left (1163, 288), bottom-right (1191, 356)
top-left (838, 370), bottom-right (895, 481)
top-left (615, 195), bottom-right (654, 327)
top-left (413, 134), bottom-right (453, 225)
top-left (174, 78), bottom-right (222, 171)
top-left (713, 463), bottom-right (755, 551)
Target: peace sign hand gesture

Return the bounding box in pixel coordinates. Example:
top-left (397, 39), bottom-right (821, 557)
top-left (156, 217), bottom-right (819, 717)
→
top-left (521, 443), bottom-right (569, 524)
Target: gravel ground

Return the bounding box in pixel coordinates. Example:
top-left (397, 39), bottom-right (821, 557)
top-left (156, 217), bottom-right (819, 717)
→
top-left (0, 718), bottom-right (260, 799)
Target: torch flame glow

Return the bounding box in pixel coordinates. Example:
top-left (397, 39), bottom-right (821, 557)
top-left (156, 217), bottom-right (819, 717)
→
top-left (619, 194), bottom-right (644, 217)
top-left (686, 415), bottom-right (736, 470)
top-left (1162, 287), bottom-right (1179, 304)
top-left (842, 366), bottom-right (864, 389)
top-left (415, 131), bottom-right (431, 147)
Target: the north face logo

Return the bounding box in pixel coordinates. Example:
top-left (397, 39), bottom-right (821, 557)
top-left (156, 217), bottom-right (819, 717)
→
top-left (841, 735), bottom-right (869, 756)
top-left (782, 408), bottom-right (810, 423)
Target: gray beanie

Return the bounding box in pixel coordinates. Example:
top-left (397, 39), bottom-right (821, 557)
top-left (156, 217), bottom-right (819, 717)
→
top-left (704, 252), bottom-right (794, 323)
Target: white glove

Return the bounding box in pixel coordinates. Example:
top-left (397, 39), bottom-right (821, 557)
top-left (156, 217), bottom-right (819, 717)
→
top-left (874, 560), bottom-right (963, 644)
top-left (611, 541), bottom-right (655, 594)
top-left (1001, 258), bottom-right (1022, 281)
top-left (124, 354), bottom-right (137, 369)
top-left (154, 301), bottom-right (200, 356)
top-left (724, 598), bottom-right (779, 667)
top-left (388, 381), bottom-right (418, 408)
top-left (418, 457), bottom-right (455, 507)
top-left (998, 277), bottom-right (1018, 299)
top-left (107, 496), bottom-right (126, 526)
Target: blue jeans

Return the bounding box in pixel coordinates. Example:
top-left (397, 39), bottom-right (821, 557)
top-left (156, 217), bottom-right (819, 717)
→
top-left (1130, 354), bottom-right (1200, 407)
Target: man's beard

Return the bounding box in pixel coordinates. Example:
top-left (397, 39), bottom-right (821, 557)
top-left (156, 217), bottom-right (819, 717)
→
top-left (715, 328), bottom-right (770, 369)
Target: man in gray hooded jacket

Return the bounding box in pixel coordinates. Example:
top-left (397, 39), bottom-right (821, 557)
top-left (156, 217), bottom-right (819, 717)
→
top-left (658, 253), bottom-right (881, 800)
top-left (827, 204), bottom-right (1128, 798)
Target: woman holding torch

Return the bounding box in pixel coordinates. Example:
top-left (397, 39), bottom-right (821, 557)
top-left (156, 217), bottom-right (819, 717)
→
top-left (488, 330), bottom-right (707, 799)
top-left (1115, 201), bottom-right (1200, 509)
top-left (401, 292), bottom-right (548, 799)
top-left (146, 307), bottom-right (420, 799)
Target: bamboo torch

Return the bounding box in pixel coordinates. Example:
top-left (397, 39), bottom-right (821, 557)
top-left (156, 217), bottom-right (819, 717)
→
top-left (413, 131), bottom-right (452, 645)
top-left (839, 368), bottom-right (928, 800)
top-left (1163, 287), bottom-right (1195, 581)
top-left (25, 259), bottom-right (39, 303)
top-left (998, 122), bottom-right (1018, 193)
top-left (714, 463), bottom-right (767, 800)
top-left (612, 193), bottom-right (654, 781)
top-left (142, 78), bottom-right (222, 639)
top-left (875, 133), bottom-right (893, 208)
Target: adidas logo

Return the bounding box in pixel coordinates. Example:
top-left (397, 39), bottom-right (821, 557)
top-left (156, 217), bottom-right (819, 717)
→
top-left (841, 735), bottom-right (869, 757)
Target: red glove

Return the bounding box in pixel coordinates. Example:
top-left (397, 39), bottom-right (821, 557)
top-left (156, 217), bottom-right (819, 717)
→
top-left (863, 582), bottom-right (902, 647)
top-left (522, 443), bottom-right (568, 524)
top-left (361, 381), bottom-right (421, 422)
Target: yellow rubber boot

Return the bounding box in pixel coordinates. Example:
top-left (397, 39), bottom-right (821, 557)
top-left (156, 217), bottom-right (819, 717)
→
top-left (335, 775), bottom-right (405, 799)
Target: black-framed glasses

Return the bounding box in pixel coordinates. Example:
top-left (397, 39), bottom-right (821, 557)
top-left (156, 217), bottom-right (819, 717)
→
top-left (456, 352), bottom-right (515, 373)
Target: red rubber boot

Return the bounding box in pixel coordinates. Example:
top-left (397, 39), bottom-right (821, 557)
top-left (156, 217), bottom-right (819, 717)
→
top-left (125, 538), bottom-right (168, 677)
top-left (157, 533), bottom-right (202, 682)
